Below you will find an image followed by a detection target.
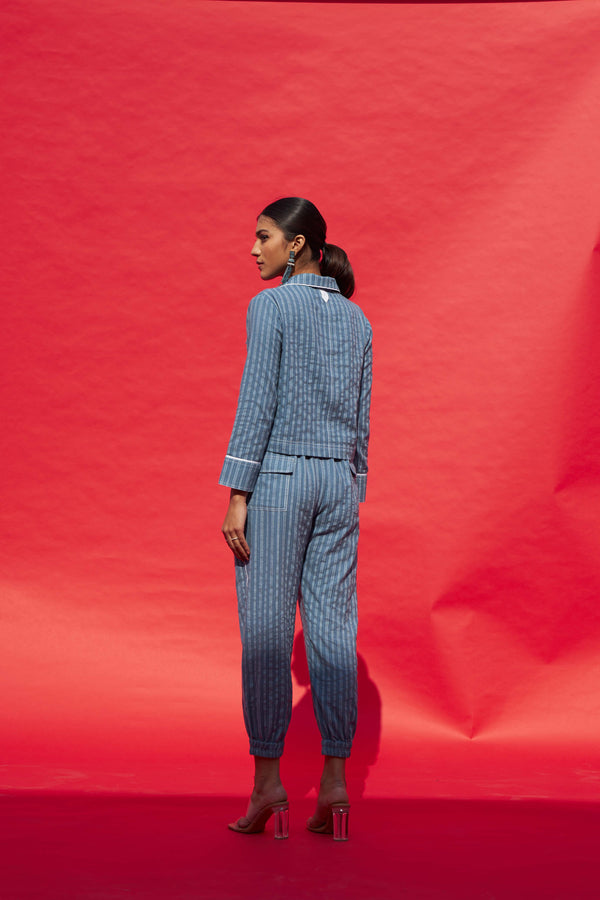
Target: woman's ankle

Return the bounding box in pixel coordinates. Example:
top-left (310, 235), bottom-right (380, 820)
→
top-left (320, 756), bottom-right (346, 786)
top-left (251, 756), bottom-right (286, 800)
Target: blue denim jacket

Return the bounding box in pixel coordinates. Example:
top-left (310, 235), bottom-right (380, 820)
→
top-left (219, 274), bottom-right (372, 501)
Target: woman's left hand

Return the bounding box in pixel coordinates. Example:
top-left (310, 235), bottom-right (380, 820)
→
top-left (222, 490), bottom-right (250, 562)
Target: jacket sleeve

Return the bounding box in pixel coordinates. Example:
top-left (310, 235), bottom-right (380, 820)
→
top-left (219, 292), bottom-right (282, 492)
top-left (353, 322), bottom-right (372, 502)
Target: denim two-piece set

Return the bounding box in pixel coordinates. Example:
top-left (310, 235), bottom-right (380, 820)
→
top-left (219, 273), bottom-right (372, 758)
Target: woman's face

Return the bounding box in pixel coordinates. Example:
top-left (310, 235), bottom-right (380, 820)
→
top-left (251, 215), bottom-right (292, 281)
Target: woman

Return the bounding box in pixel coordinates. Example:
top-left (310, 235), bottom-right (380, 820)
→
top-left (219, 197), bottom-right (372, 840)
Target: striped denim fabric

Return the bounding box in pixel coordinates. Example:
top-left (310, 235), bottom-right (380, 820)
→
top-left (219, 275), bottom-right (372, 502)
top-left (235, 454), bottom-right (359, 758)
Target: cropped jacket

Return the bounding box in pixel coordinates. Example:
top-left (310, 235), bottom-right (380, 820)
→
top-left (219, 274), bottom-right (372, 502)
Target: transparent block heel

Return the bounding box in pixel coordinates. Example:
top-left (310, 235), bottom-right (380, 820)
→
top-left (273, 804), bottom-right (289, 840)
top-left (332, 804), bottom-right (350, 841)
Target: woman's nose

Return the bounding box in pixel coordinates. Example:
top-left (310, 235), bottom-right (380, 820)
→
top-left (251, 241), bottom-right (260, 256)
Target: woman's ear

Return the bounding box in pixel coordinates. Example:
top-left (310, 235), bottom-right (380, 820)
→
top-left (292, 234), bottom-right (307, 254)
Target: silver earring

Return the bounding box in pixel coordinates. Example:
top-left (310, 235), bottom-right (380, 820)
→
top-left (281, 249), bottom-right (296, 284)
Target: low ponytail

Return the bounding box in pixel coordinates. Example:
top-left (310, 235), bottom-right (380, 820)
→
top-left (321, 243), bottom-right (355, 299)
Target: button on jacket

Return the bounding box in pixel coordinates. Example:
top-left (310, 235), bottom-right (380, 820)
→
top-left (219, 274), bottom-right (372, 501)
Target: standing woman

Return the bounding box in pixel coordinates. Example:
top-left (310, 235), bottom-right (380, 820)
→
top-left (220, 197), bottom-right (372, 840)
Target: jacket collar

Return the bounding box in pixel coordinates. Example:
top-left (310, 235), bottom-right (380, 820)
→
top-left (282, 274), bottom-right (341, 293)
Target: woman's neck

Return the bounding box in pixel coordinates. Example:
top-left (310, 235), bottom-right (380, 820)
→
top-left (291, 259), bottom-right (321, 278)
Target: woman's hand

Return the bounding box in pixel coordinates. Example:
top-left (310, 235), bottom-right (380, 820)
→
top-left (222, 490), bottom-right (251, 562)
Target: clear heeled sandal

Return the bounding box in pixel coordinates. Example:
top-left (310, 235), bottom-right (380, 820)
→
top-left (228, 802), bottom-right (289, 839)
top-left (306, 803), bottom-right (350, 841)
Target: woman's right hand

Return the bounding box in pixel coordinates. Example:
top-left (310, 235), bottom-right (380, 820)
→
top-left (222, 490), bottom-right (251, 562)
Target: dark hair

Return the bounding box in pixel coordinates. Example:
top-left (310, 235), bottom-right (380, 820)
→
top-left (259, 197), bottom-right (355, 298)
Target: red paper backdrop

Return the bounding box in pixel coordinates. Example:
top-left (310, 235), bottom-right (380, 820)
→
top-left (2, 0), bottom-right (600, 798)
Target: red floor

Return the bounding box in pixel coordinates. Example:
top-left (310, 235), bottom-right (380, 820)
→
top-left (2, 794), bottom-right (599, 899)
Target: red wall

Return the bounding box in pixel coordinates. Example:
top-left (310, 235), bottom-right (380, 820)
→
top-left (3, 0), bottom-right (600, 798)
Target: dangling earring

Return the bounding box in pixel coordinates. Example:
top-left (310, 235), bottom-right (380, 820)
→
top-left (281, 249), bottom-right (296, 284)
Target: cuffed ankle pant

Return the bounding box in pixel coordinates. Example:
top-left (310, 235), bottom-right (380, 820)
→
top-left (234, 452), bottom-right (360, 759)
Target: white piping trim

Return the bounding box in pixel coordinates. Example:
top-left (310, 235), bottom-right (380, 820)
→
top-left (225, 454), bottom-right (260, 465)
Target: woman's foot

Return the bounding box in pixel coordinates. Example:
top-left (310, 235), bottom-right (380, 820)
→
top-left (228, 755), bottom-right (287, 833)
top-left (230, 785), bottom-right (288, 831)
top-left (307, 756), bottom-right (349, 831)
top-left (306, 782), bottom-right (349, 831)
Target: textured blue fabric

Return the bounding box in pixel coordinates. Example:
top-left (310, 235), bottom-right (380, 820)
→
top-left (219, 274), bottom-right (372, 502)
top-left (235, 454), bottom-right (359, 758)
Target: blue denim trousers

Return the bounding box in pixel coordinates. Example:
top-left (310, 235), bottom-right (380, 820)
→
top-left (235, 452), bottom-right (360, 758)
